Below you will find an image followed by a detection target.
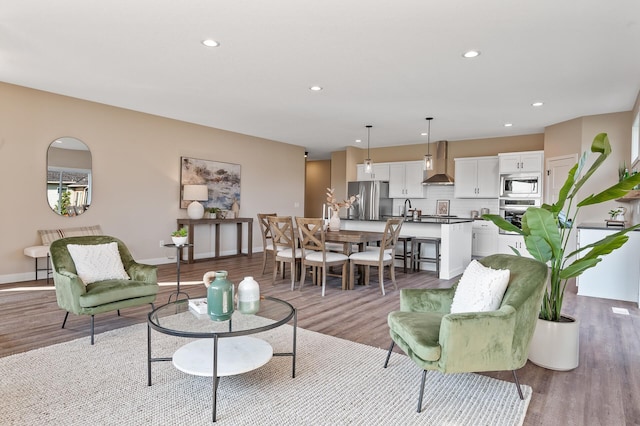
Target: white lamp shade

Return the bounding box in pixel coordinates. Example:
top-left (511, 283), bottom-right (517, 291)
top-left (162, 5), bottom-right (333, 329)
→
top-left (183, 184), bottom-right (208, 201)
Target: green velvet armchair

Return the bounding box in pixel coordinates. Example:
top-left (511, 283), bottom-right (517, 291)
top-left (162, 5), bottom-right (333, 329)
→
top-left (384, 254), bottom-right (548, 412)
top-left (50, 235), bottom-right (159, 344)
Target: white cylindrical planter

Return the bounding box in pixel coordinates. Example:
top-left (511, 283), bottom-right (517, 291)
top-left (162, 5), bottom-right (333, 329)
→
top-left (237, 276), bottom-right (260, 314)
top-left (528, 315), bottom-right (579, 371)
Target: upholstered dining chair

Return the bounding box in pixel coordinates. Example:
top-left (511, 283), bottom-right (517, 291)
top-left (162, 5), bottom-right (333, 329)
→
top-left (296, 217), bottom-right (349, 297)
top-left (49, 235), bottom-right (159, 344)
top-left (348, 217), bottom-right (403, 295)
top-left (257, 213), bottom-right (278, 275)
top-left (268, 216), bottom-right (303, 290)
top-left (383, 254), bottom-right (548, 413)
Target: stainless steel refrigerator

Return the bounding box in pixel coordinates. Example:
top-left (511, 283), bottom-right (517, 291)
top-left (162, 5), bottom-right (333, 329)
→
top-left (347, 181), bottom-right (393, 220)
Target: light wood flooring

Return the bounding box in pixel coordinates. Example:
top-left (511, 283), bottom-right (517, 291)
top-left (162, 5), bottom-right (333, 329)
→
top-left (1, 254), bottom-right (639, 425)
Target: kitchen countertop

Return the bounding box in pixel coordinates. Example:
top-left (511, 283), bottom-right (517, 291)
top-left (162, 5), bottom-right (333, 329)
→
top-left (577, 222), bottom-right (640, 231)
top-left (347, 216), bottom-right (474, 224)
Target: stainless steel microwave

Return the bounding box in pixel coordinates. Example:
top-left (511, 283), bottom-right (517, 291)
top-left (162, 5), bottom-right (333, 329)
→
top-left (500, 173), bottom-right (541, 198)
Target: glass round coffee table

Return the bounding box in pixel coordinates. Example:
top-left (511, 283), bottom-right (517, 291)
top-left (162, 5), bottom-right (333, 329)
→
top-left (147, 296), bottom-right (297, 422)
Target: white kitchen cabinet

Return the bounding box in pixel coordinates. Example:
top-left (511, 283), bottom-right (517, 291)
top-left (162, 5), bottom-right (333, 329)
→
top-left (472, 220), bottom-right (498, 257)
top-left (454, 156), bottom-right (499, 198)
top-left (576, 227), bottom-right (640, 305)
top-left (388, 161), bottom-right (425, 198)
top-left (498, 151), bottom-right (543, 174)
top-left (356, 163), bottom-right (390, 181)
top-left (497, 234), bottom-right (533, 258)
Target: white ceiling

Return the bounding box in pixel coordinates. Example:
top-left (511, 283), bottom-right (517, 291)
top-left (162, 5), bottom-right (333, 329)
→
top-left (2, 0), bottom-right (639, 159)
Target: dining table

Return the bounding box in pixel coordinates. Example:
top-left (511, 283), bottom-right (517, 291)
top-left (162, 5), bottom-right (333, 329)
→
top-left (324, 229), bottom-right (384, 289)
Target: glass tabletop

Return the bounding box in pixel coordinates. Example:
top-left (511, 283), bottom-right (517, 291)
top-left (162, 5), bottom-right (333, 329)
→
top-left (148, 296), bottom-right (295, 339)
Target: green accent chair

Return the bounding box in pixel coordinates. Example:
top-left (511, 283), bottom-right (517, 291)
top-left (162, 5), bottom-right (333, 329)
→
top-left (50, 235), bottom-right (159, 345)
top-left (384, 254), bottom-right (548, 412)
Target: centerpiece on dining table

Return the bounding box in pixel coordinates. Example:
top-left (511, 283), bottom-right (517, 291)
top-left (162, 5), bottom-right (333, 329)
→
top-left (326, 188), bottom-right (359, 231)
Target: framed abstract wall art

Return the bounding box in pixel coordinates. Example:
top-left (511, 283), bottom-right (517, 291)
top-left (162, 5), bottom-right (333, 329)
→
top-left (180, 157), bottom-right (241, 210)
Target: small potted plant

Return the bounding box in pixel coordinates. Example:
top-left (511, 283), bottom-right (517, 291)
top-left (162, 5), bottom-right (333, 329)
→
top-left (608, 208), bottom-right (625, 221)
top-left (171, 227), bottom-right (188, 246)
top-left (207, 207), bottom-right (220, 219)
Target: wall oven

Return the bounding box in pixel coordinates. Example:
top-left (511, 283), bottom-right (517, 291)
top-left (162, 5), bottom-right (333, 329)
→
top-left (499, 198), bottom-right (541, 234)
top-left (500, 173), bottom-right (541, 198)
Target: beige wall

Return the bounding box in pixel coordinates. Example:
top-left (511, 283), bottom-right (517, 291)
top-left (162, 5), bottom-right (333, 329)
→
top-left (0, 82), bottom-right (305, 283)
top-left (578, 112), bottom-right (633, 223)
top-left (542, 111), bottom-right (633, 224)
top-left (330, 150), bottom-right (347, 203)
top-left (305, 160), bottom-right (331, 217)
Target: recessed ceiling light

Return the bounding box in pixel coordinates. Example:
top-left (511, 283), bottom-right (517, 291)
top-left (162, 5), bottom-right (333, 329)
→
top-left (355, 139), bottom-right (362, 143)
top-left (202, 39), bottom-right (220, 47)
top-left (532, 101), bottom-right (544, 107)
top-left (309, 86), bottom-right (323, 91)
top-left (420, 132), bottom-right (428, 136)
top-left (463, 50), bottom-right (480, 58)
top-left (504, 123), bottom-right (513, 127)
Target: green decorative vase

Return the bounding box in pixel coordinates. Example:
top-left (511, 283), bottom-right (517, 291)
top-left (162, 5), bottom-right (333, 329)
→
top-left (207, 271), bottom-right (234, 321)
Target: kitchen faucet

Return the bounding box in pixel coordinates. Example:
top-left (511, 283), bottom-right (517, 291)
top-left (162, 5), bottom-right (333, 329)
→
top-left (403, 199), bottom-right (412, 218)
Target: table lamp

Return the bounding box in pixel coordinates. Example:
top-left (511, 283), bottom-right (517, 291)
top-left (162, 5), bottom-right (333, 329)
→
top-left (183, 184), bottom-right (208, 219)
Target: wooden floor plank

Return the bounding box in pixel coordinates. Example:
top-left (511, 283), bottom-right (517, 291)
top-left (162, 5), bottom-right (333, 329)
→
top-left (1, 254), bottom-right (638, 425)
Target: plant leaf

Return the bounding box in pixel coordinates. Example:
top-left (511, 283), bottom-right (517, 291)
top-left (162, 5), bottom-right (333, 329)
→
top-left (522, 208), bottom-right (561, 259)
top-left (559, 258), bottom-right (601, 280)
top-left (480, 214), bottom-right (524, 235)
top-left (524, 234), bottom-right (553, 263)
top-left (569, 133), bottom-right (611, 199)
top-left (551, 161), bottom-right (580, 214)
top-left (566, 224), bottom-right (640, 258)
top-left (577, 173), bottom-right (640, 207)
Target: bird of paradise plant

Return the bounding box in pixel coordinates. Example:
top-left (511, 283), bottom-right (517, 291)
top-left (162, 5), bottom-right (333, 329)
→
top-left (483, 133), bottom-right (640, 321)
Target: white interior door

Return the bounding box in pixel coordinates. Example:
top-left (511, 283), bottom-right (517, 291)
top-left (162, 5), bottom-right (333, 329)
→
top-left (545, 154), bottom-right (578, 204)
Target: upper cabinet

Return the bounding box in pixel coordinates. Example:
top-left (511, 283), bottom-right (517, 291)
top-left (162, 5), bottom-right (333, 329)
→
top-left (454, 156), bottom-right (499, 198)
top-left (356, 163), bottom-right (390, 181)
top-left (388, 161), bottom-right (425, 198)
top-left (498, 151), bottom-right (543, 174)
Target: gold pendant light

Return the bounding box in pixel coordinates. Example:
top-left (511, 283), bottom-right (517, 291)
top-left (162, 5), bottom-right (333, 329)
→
top-left (423, 117), bottom-right (433, 171)
top-left (364, 125), bottom-right (373, 173)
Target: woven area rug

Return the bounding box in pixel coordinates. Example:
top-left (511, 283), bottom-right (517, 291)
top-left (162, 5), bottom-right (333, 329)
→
top-left (0, 312), bottom-right (531, 425)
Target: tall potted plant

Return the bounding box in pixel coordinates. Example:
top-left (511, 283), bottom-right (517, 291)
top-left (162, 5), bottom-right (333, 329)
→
top-left (483, 133), bottom-right (640, 370)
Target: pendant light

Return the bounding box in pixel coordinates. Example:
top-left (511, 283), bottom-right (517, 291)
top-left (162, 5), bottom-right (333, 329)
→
top-left (364, 125), bottom-right (373, 173)
top-left (423, 117), bottom-right (434, 171)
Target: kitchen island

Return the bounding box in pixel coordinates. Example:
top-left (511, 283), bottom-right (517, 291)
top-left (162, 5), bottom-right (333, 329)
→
top-left (342, 217), bottom-right (473, 280)
top-left (576, 222), bottom-right (640, 306)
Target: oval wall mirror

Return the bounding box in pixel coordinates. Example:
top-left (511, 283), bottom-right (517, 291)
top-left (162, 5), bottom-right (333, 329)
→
top-left (46, 137), bottom-right (92, 216)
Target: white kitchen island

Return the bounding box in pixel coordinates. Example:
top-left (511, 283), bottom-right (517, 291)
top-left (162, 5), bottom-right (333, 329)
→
top-left (576, 223), bottom-right (640, 306)
top-left (342, 218), bottom-right (472, 280)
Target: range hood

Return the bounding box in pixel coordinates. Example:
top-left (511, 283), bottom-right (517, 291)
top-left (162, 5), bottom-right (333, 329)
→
top-left (422, 140), bottom-right (455, 185)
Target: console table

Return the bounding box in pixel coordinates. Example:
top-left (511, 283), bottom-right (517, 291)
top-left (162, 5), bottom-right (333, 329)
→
top-left (176, 218), bottom-right (253, 264)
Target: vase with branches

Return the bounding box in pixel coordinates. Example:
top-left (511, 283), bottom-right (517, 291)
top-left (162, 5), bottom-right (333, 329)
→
top-left (326, 188), bottom-right (359, 231)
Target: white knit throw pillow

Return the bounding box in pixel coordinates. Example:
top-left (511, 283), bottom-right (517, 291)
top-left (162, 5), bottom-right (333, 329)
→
top-left (67, 242), bottom-right (130, 285)
top-left (450, 260), bottom-right (510, 313)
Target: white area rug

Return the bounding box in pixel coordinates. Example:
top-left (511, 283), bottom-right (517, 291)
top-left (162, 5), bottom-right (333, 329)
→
top-left (0, 312), bottom-right (531, 425)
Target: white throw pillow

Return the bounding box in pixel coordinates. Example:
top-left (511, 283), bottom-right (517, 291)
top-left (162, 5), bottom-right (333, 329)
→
top-left (450, 260), bottom-right (510, 313)
top-left (67, 242), bottom-right (130, 285)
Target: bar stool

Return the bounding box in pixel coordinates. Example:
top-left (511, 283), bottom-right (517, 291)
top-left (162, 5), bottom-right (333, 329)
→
top-left (394, 236), bottom-right (414, 273)
top-left (412, 237), bottom-right (441, 276)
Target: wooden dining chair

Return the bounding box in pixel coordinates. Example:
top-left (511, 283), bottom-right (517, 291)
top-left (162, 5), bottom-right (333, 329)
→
top-left (257, 213), bottom-right (278, 275)
top-left (296, 217), bottom-right (349, 297)
top-left (268, 216), bottom-right (303, 290)
top-left (348, 217), bottom-right (403, 295)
